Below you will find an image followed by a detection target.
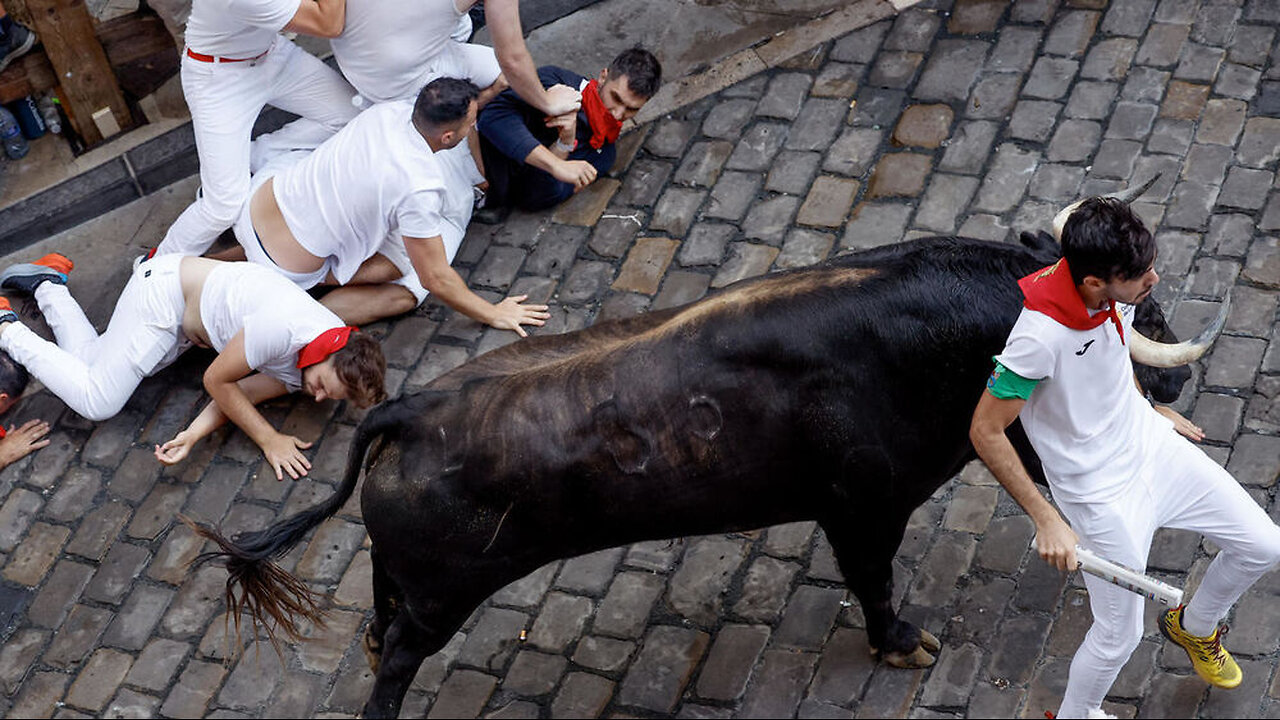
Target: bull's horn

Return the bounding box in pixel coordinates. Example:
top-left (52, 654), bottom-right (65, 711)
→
top-left (1052, 173), bottom-right (1164, 241)
top-left (1129, 290), bottom-right (1232, 368)
top-left (1105, 172), bottom-right (1162, 205)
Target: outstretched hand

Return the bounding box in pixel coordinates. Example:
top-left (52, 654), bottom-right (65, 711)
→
top-left (489, 294), bottom-right (551, 337)
top-left (262, 432), bottom-right (314, 480)
top-left (0, 419), bottom-right (51, 467)
top-left (155, 430), bottom-right (198, 466)
top-left (1154, 405), bottom-right (1205, 442)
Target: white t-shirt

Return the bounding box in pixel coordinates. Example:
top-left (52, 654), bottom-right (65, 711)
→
top-left (185, 0), bottom-right (301, 57)
top-left (200, 262), bottom-right (345, 391)
top-left (272, 100), bottom-right (446, 285)
top-left (331, 0), bottom-right (468, 103)
top-left (996, 304), bottom-right (1173, 503)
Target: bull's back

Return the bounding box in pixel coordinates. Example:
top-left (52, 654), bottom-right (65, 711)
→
top-left (367, 238), bottom-right (1040, 567)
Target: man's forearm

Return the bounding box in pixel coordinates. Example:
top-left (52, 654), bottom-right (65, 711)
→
top-left (972, 428), bottom-right (1059, 525)
top-left (406, 239), bottom-right (497, 326)
top-left (486, 0), bottom-right (553, 113)
top-left (525, 144), bottom-right (564, 174)
top-left (206, 378), bottom-right (282, 448)
top-left (187, 375), bottom-right (289, 443)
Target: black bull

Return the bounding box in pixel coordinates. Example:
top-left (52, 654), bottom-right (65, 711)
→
top-left (192, 234), bottom-right (1190, 718)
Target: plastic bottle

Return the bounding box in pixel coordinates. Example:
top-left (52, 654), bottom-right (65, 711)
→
top-left (36, 95), bottom-right (61, 134)
top-left (0, 106), bottom-right (29, 160)
top-left (10, 96), bottom-right (46, 140)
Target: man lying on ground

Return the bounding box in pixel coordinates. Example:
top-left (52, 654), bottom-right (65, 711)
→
top-left (235, 77), bottom-right (548, 329)
top-left (475, 47), bottom-right (661, 221)
top-left (0, 345), bottom-right (51, 469)
top-left (0, 253), bottom-right (385, 479)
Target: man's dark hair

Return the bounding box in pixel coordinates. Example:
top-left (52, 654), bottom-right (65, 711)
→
top-left (0, 350), bottom-right (28, 400)
top-left (1061, 197), bottom-right (1155, 285)
top-left (332, 332), bottom-right (387, 409)
top-left (414, 77), bottom-right (481, 131)
top-left (608, 47), bottom-right (662, 99)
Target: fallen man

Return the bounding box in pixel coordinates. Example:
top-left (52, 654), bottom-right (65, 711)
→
top-left (0, 253), bottom-right (386, 479)
top-left (475, 46), bottom-right (661, 219)
top-left (237, 77), bottom-right (549, 330)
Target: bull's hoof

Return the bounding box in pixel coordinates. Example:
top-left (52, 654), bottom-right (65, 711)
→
top-left (870, 629), bottom-right (941, 669)
top-left (919, 628), bottom-right (941, 653)
top-left (363, 626), bottom-right (383, 674)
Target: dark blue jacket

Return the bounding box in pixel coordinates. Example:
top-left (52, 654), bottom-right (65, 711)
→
top-left (477, 66), bottom-right (617, 210)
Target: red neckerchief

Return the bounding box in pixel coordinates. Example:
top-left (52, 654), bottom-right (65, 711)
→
top-left (0, 425), bottom-right (6, 439)
top-left (1018, 259), bottom-right (1125, 345)
top-left (297, 326), bottom-right (357, 368)
top-left (581, 79), bottom-right (621, 150)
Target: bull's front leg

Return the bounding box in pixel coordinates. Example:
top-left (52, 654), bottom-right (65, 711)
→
top-left (820, 510), bottom-right (940, 668)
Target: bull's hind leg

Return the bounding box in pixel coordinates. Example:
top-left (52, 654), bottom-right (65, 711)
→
top-left (361, 607), bottom-right (463, 719)
top-left (362, 549), bottom-right (402, 674)
top-left (819, 509), bottom-right (940, 668)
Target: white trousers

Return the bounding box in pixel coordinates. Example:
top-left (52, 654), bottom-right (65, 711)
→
top-left (156, 39), bottom-right (359, 257)
top-left (0, 256), bottom-right (189, 421)
top-left (250, 39), bottom-right (501, 173)
top-left (1053, 427), bottom-right (1280, 718)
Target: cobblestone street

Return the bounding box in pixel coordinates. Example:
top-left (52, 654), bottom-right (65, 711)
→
top-left (3, 0), bottom-right (1280, 717)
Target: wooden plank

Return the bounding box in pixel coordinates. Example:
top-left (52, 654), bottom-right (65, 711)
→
top-left (98, 12), bottom-right (179, 99)
top-left (14, 0), bottom-right (133, 144)
top-left (0, 50), bottom-right (56, 104)
top-left (0, 11), bottom-right (178, 104)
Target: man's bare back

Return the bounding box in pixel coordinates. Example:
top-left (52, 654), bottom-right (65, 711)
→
top-left (248, 177), bottom-right (326, 273)
top-left (178, 256), bottom-right (225, 348)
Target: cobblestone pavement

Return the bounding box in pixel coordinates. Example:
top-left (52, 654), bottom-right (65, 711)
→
top-left (4, 0), bottom-right (1280, 717)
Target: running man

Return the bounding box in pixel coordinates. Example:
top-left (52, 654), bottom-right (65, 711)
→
top-left (970, 197), bottom-right (1280, 718)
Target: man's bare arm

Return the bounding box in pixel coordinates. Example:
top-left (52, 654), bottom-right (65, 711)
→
top-left (404, 235), bottom-right (549, 336)
top-left (156, 373), bottom-right (289, 466)
top-left (285, 0), bottom-right (346, 38)
top-left (970, 390), bottom-right (1078, 571)
top-left (204, 332), bottom-right (313, 480)
top-left (485, 0), bottom-right (580, 115)
top-left (524, 145), bottom-right (596, 190)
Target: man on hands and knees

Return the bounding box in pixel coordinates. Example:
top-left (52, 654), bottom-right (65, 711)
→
top-left (239, 77), bottom-right (548, 330)
top-left (476, 47), bottom-right (661, 220)
top-left (969, 198), bottom-right (1280, 719)
top-left (0, 253), bottom-right (385, 479)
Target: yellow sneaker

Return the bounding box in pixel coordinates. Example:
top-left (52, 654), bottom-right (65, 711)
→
top-left (1159, 605), bottom-right (1242, 689)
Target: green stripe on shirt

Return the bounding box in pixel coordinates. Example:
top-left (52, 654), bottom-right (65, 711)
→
top-left (986, 361), bottom-right (1040, 400)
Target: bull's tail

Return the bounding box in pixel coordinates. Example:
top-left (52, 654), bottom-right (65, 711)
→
top-left (183, 404), bottom-right (402, 650)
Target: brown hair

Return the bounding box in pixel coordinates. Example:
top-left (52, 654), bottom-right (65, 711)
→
top-left (331, 331), bottom-right (387, 408)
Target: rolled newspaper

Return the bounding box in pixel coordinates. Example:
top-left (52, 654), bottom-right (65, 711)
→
top-left (1031, 540), bottom-right (1184, 607)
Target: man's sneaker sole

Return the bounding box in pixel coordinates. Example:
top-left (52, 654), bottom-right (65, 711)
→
top-left (0, 28), bottom-right (37, 74)
top-left (0, 263), bottom-right (67, 294)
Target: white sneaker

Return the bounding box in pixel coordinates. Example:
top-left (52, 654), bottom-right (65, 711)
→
top-left (1086, 709), bottom-right (1117, 719)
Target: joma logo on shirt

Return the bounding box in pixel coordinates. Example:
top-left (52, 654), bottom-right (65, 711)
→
top-left (1076, 339), bottom-right (1095, 356)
